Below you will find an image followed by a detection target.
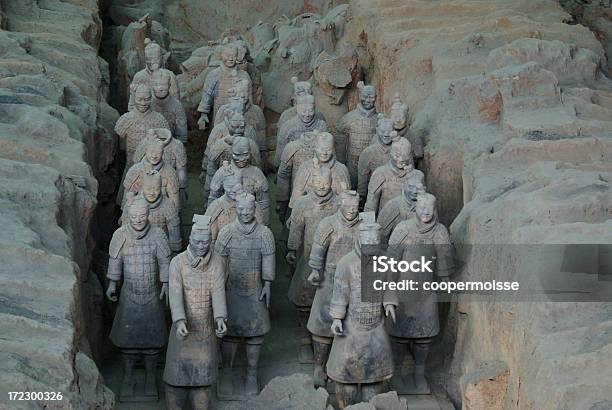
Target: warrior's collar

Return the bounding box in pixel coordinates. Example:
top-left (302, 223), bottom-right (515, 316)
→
top-left (339, 211), bottom-right (359, 228)
top-left (358, 104), bottom-right (376, 118)
top-left (236, 219), bottom-right (257, 235)
top-left (128, 223), bottom-right (150, 240)
top-left (302, 117), bottom-right (317, 131)
top-left (145, 161), bottom-right (164, 172)
top-left (311, 190), bottom-right (333, 206)
top-left (390, 162), bottom-right (412, 178)
top-left (147, 195), bottom-right (163, 210)
top-left (187, 246), bottom-right (212, 269)
top-left (417, 213), bottom-right (438, 234)
top-left (314, 156), bottom-right (335, 168)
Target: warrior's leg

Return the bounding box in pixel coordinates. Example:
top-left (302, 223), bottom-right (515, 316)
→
top-left (411, 338), bottom-right (432, 393)
top-left (335, 382), bottom-right (358, 409)
top-left (165, 384), bottom-right (188, 410)
top-left (312, 335), bottom-right (332, 387)
top-left (143, 349), bottom-right (160, 397)
top-left (245, 336), bottom-right (264, 396)
top-left (190, 386), bottom-right (211, 410)
top-left (119, 352), bottom-right (137, 399)
top-left (297, 307), bottom-right (313, 363)
top-left (361, 381), bottom-right (385, 402)
top-left (220, 337), bottom-right (239, 395)
top-left (391, 336), bottom-right (408, 377)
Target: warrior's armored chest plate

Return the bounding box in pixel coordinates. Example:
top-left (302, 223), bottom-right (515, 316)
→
top-left (122, 238), bottom-right (159, 305)
top-left (226, 231), bottom-right (263, 296)
top-left (181, 266), bottom-right (213, 333)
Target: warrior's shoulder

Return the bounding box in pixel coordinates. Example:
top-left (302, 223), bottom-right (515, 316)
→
top-left (204, 197), bottom-right (226, 222)
top-left (109, 226), bottom-right (129, 257)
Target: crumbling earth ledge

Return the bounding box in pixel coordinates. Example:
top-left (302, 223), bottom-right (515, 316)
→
top-left (0, 0), bottom-right (117, 408)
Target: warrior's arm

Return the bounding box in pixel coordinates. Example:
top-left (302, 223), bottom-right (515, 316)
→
top-left (169, 73), bottom-right (180, 101)
top-left (309, 223), bottom-right (333, 272)
top-left (435, 225), bottom-right (455, 278)
top-left (156, 233), bottom-right (172, 283)
top-left (166, 212), bottom-right (182, 252)
top-left (363, 178), bottom-right (382, 214)
top-left (286, 206), bottom-right (305, 252)
top-left (329, 261), bottom-right (349, 320)
top-left (169, 258), bottom-right (187, 323)
top-left (166, 174), bottom-right (181, 211)
top-left (211, 255), bottom-right (228, 321)
top-left (276, 152), bottom-right (293, 203)
top-left (106, 254), bottom-right (123, 283)
top-left (255, 177), bottom-right (270, 226)
top-left (197, 70), bottom-right (219, 115)
top-left (356, 157), bottom-right (371, 205)
top-left (207, 170), bottom-right (224, 208)
top-left (261, 227), bottom-right (276, 282)
top-left (175, 143), bottom-right (188, 189)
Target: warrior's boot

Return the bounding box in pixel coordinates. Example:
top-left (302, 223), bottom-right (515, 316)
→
top-left (390, 337), bottom-right (407, 391)
top-left (335, 382), bottom-right (358, 409)
top-left (411, 338), bottom-right (431, 394)
top-left (191, 386), bottom-right (211, 410)
top-left (165, 384), bottom-right (188, 410)
top-left (220, 339), bottom-right (238, 395)
top-left (312, 338), bottom-right (331, 387)
top-left (245, 342), bottom-right (262, 396)
top-left (361, 381), bottom-right (384, 402)
top-left (119, 354), bottom-right (137, 399)
top-left (144, 353), bottom-right (159, 398)
top-left (297, 308), bottom-right (314, 363)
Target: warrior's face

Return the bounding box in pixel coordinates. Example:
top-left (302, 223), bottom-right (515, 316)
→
top-left (145, 51), bottom-right (161, 72)
top-left (152, 77), bottom-right (170, 99)
top-left (391, 107), bottom-right (407, 129)
top-left (312, 173), bottom-right (332, 197)
top-left (236, 200), bottom-right (256, 224)
top-left (315, 137), bottom-right (334, 163)
top-left (297, 102), bottom-right (315, 124)
top-left (228, 115), bottom-right (246, 136)
top-left (340, 197), bottom-right (359, 221)
top-left (190, 230), bottom-right (210, 257)
top-left (378, 123), bottom-right (396, 145)
top-left (129, 206), bottom-right (149, 231)
top-left (359, 88), bottom-right (376, 110)
top-left (390, 144), bottom-right (410, 170)
top-left (294, 83), bottom-right (312, 98)
top-left (416, 199), bottom-right (435, 223)
top-left (143, 180), bottom-right (161, 203)
top-left (405, 180), bottom-right (424, 202)
top-left (221, 46), bottom-right (238, 68)
top-left (146, 145), bottom-right (163, 166)
top-left (225, 179), bottom-right (243, 201)
top-left (134, 90), bottom-right (152, 113)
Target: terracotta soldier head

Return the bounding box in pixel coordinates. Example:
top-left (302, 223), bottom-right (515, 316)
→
top-left (190, 214), bottom-right (212, 257)
top-left (296, 94), bottom-right (316, 125)
top-left (222, 170), bottom-right (243, 202)
top-left (390, 93), bottom-right (409, 130)
top-left (133, 83), bottom-right (153, 114)
top-left (376, 115), bottom-right (398, 146)
top-left (151, 69), bottom-right (171, 100)
top-left (235, 38), bottom-right (250, 65)
top-left (291, 77), bottom-right (313, 99)
top-left (310, 166), bottom-right (332, 198)
top-left (235, 192), bottom-right (257, 224)
top-left (358, 211), bottom-right (380, 256)
top-left (146, 139), bottom-right (165, 166)
top-left (221, 41), bottom-right (238, 69)
top-left (143, 170), bottom-right (162, 203)
top-left (357, 81), bottom-right (376, 110)
top-left (229, 78), bottom-right (251, 110)
top-left (314, 131), bottom-right (335, 164)
top-left (148, 127), bottom-right (173, 146)
top-left (144, 39), bottom-right (163, 73)
top-left (231, 136), bottom-right (251, 168)
top-left (128, 196), bottom-right (150, 232)
top-left (390, 138), bottom-right (413, 171)
top-left (403, 171), bottom-right (425, 203)
top-left (416, 193), bottom-right (437, 224)
top-left (226, 110), bottom-right (246, 136)
top-left (340, 190), bottom-right (360, 221)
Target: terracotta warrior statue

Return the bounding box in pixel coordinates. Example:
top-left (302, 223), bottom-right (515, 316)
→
top-left (277, 77), bottom-right (326, 134)
top-left (364, 138), bottom-right (423, 216)
top-left (202, 103), bottom-right (258, 175)
top-left (275, 130), bottom-right (318, 223)
top-left (378, 171), bottom-right (426, 244)
top-left (124, 139), bottom-right (180, 210)
top-left (387, 193), bottom-right (454, 394)
top-left (197, 40), bottom-right (250, 128)
top-left (122, 170), bottom-right (182, 253)
top-left (275, 93), bottom-right (327, 167)
top-left (327, 212), bottom-right (397, 408)
top-left (337, 81), bottom-right (377, 184)
top-left (215, 193), bottom-right (276, 396)
top-left (115, 83), bottom-right (169, 169)
top-left (129, 38), bottom-right (180, 112)
top-left (133, 128), bottom-right (187, 206)
top-left (214, 79), bottom-right (267, 163)
top-left (163, 215), bottom-right (228, 410)
top-left (205, 111), bottom-right (261, 195)
top-left (286, 167), bottom-right (340, 363)
top-left (357, 115), bottom-right (399, 207)
top-left (150, 69), bottom-right (188, 143)
top-left (307, 190), bottom-right (361, 387)
top-left (208, 137), bottom-right (270, 225)
top-left (390, 93), bottom-right (424, 166)
top-left (290, 131), bottom-right (350, 209)
top-left (106, 197), bottom-right (172, 401)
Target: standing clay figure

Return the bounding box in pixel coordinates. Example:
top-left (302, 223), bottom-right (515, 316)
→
top-left (389, 93), bottom-right (424, 166)
top-left (204, 172), bottom-right (247, 246)
top-left (287, 167), bottom-right (340, 363)
top-left (277, 77), bottom-right (326, 134)
top-left (163, 215), bottom-right (228, 410)
top-left (106, 197), bottom-right (171, 401)
top-left (235, 38), bottom-right (264, 109)
top-left (122, 171), bottom-right (182, 253)
top-left (215, 193), bottom-right (275, 396)
top-left (365, 138), bottom-right (423, 216)
top-left (307, 191), bottom-right (361, 387)
top-left (208, 137), bottom-right (270, 225)
top-left (274, 94), bottom-right (327, 167)
top-left (291, 131), bottom-right (350, 209)
top-left (133, 128), bottom-right (187, 205)
top-left (387, 193), bottom-right (454, 394)
top-left (115, 83), bottom-right (169, 169)
top-left (124, 139), bottom-right (180, 210)
top-left (357, 116), bottom-right (399, 206)
top-left (151, 69), bottom-right (188, 143)
top-left (337, 81), bottom-right (377, 184)
top-left (214, 79), bottom-right (267, 162)
top-left (275, 130), bottom-right (318, 223)
top-left (327, 212), bottom-right (397, 408)
top-left (129, 38), bottom-right (180, 112)
top-left (378, 172), bottom-right (426, 243)
top-left (197, 41), bottom-right (250, 128)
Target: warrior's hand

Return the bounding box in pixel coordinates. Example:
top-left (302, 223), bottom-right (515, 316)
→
top-left (176, 320), bottom-right (189, 338)
top-left (215, 318), bottom-right (228, 338)
top-left (308, 269), bottom-right (321, 287)
top-left (105, 281), bottom-right (118, 302)
top-left (285, 250), bottom-right (297, 266)
top-left (197, 115), bottom-right (209, 130)
top-left (331, 319), bottom-right (344, 336)
top-left (385, 304), bottom-right (396, 323)
top-left (259, 281), bottom-right (271, 308)
top-left (160, 283), bottom-right (169, 306)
